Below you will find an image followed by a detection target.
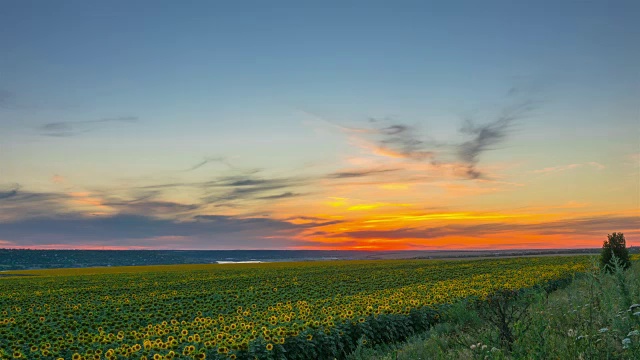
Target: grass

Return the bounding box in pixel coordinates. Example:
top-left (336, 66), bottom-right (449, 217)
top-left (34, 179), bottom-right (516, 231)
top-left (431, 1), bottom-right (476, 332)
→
top-left (349, 257), bottom-right (640, 359)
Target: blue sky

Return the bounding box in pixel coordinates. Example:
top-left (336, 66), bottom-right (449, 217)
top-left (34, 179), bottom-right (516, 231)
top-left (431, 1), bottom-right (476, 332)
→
top-left (0, 1), bottom-right (638, 249)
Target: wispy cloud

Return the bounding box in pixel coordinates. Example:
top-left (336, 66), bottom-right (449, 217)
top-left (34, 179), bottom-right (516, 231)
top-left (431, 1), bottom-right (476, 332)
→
top-left (532, 162), bottom-right (605, 174)
top-left (256, 192), bottom-right (304, 200)
top-left (327, 168), bottom-right (399, 179)
top-left (200, 173), bottom-right (310, 204)
top-left (327, 96), bottom-right (538, 180)
top-left (39, 116), bottom-right (139, 137)
top-left (104, 199), bottom-right (200, 216)
top-left (456, 101), bottom-right (535, 178)
top-left (185, 157), bottom-right (235, 171)
top-left (0, 184), bottom-right (20, 200)
top-left (340, 119), bottom-right (438, 161)
top-left (367, 120), bottom-right (437, 160)
top-left (0, 186), bottom-right (72, 220)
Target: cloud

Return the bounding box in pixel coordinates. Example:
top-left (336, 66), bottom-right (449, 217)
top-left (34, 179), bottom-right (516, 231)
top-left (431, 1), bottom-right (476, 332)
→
top-left (327, 95), bottom-right (537, 180)
top-left (185, 157), bottom-right (235, 171)
top-left (256, 192), bottom-right (304, 200)
top-left (327, 168), bottom-right (399, 179)
top-left (527, 215), bottom-right (639, 236)
top-left (104, 199), bottom-right (201, 216)
top-left (283, 216), bottom-right (345, 227)
top-left (325, 215), bottom-right (639, 241)
top-left (0, 184), bottom-right (64, 204)
top-left (0, 186), bottom-right (196, 221)
top-left (137, 182), bottom-right (199, 190)
top-left (532, 162), bottom-right (606, 174)
top-left (0, 186), bottom-right (72, 220)
top-left (286, 216), bottom-right (332, 221)
top-left (0, 180), bottom-right (329, 247)
top-left (0, 210), bottom-right (348, 249)
top-left (374, 121), bottom-right (436, 160)
top-left (327, 227), bottom-right (450, 240)
top-left (1, 170), bottom-right (312, 222)
top-left (0, 213), bottom-right (341, 249)
top-left (344, 119), bottom-right (437, 161)
top-left (456, 101), bottom-right (535, 179)
top-left (39, 116), bottom-right (138, 137)
top-left (0, 184), bottom-right (20, 199)
top-left (200, 173), bottom-right (311, 204)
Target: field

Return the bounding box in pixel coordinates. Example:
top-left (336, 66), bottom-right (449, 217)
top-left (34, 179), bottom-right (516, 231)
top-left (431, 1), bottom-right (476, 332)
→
top-left (350, 254), bottom-right (640, 359)
top-left (0, 256), bottom-right (590, 360)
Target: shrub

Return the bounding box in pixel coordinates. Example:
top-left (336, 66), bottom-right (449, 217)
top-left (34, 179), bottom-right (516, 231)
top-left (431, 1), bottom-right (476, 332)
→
top-left (476, 288), bottom-right (538, 351)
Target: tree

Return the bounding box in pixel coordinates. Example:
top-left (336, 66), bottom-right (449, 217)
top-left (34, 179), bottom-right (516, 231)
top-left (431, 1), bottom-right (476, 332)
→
top-left (600, 232), bottom-right (631, 272)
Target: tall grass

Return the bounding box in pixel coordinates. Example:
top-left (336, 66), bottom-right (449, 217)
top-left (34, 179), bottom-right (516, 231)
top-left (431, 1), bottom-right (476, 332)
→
top-left (349, 257), bottom-right (640, 359)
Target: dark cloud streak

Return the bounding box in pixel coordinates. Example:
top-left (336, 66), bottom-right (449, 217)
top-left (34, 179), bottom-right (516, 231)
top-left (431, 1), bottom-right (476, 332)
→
top-left (200, 173), bottom-right (310, 204)
top-left (185, 157), bottom-right (235, 171)
top-left (39, 116), bottom-right (138, 137)
top-left (457, 101), bottom-right (536, 179)
top-left (328, 215), bottom-right (639, 240)
top-left (0, 184), bottom-right (20, 200)
top-left (368, 119), bottom-right (436, 160)
top-left (338, 91), bottom-right (539, 180)
top-left (256, 192), bottom-right (303, 200)
top-left (327, 168), bottom-right (399, 179)
top-left (0, 214), bottom-right (303, 244)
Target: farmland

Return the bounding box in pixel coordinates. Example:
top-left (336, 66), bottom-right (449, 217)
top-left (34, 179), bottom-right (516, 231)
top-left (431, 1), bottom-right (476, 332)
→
top-left (0, 256), bottom-right (589, 360)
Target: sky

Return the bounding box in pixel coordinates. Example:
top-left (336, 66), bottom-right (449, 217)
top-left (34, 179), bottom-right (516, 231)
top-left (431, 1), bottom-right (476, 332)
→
top-left (0, 0), bottom-right (639, 250)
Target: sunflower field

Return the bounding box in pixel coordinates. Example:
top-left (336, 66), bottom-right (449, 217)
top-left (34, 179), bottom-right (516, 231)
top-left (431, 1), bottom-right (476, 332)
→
top-left (0, 256), bottom-right (590, 360)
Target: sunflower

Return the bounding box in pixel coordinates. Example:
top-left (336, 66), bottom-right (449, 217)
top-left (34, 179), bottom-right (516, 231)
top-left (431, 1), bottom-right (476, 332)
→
top-left (266, 343), bottom-right (273, 351)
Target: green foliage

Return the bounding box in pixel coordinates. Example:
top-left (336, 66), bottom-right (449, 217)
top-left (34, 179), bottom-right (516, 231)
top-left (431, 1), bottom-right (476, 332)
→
top-left (476, 289), bottom-right (538, 350)
top-left (356, 257), bottom-right (640, 360)
top-left (600, 232), bottom-right (631, 272)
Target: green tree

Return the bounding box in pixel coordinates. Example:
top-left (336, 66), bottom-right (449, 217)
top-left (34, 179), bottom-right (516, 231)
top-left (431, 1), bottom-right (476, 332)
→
top-left (600, 232), bottom-right (631, 272)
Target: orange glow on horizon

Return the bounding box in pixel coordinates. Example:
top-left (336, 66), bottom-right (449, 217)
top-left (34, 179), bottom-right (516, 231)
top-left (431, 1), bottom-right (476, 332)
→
top-left (290, 206), bottom-right (640, 251)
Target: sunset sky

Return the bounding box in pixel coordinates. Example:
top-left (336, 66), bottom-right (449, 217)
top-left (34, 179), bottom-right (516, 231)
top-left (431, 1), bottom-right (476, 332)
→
top-left (1, 1), bottom-right (638, 250)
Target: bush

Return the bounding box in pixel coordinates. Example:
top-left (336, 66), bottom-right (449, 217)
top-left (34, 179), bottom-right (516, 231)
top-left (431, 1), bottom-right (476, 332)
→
top-left (476, 288), bottom-right (539, 351)
top-left (600, 232), bottom-right (631, 272)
